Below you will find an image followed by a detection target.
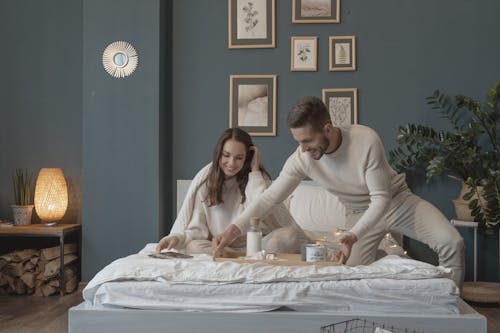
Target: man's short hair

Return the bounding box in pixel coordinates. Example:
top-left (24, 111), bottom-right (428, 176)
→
top-left (287, 96), bottom-right (331, 131)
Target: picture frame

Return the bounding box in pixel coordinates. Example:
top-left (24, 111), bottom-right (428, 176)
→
top-left (228, 0), bottom-right (276, 49)
top-left (229, 75), bottom-right (277, 136)
top-left (292, 0), bottom-right (340, 24)
top-left (291, 36), bottom-right (318, 71)
top-left (322, 88), bottom-right (358, 127)
top-left (329, 36), bottom-right (356, 71)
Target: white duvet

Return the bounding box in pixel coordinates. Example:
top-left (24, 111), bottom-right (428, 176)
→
top-left (83, 244), bottom-right (458, 313)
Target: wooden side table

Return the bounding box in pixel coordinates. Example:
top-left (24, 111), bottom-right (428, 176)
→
top-left (0, 223), bottom-right (81, 295)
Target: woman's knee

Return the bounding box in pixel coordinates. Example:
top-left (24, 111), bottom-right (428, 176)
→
top-left (185, 240), bottom-right (212, 255)
top-left (263, 227), bottom-right (302, 253)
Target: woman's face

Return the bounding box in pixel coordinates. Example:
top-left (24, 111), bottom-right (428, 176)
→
top-left (219, 139), bottom-right (247, 179)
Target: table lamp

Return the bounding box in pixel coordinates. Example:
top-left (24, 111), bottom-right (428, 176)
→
top-left (34, 168), bottom-right (68, 226)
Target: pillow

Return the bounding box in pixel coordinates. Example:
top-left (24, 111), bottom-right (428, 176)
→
top-left (288, 182), bottom-right (346, 233)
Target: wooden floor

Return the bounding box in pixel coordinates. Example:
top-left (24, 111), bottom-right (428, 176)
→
top-left (0, 287), bottom-right (499, 333)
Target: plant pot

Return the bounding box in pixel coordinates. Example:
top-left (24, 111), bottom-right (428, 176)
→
top-left (453, 181), bottom-right (485, 222)
top-left (11, 205), bottom-right (34, 225)
top-left (452, 199), bottom-right (474, 221)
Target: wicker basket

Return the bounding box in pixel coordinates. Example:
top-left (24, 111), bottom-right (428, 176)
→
top-left (320, 319), bottom-right (427, 333)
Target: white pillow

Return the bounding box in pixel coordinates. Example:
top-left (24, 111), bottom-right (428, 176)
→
top-left (288, 182), bottom-right (346, 233)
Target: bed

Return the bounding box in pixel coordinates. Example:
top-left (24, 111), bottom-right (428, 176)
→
top-left (68, 181), bottom-right (487, 333)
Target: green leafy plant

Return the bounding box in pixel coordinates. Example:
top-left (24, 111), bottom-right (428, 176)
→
top-left (389, 83), bottom-right (500, 235)
top-left (12, 168), bottom-right (34, 206)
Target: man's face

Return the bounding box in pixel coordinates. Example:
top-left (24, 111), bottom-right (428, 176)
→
top-left (290, 124), bottom-right (330, 160)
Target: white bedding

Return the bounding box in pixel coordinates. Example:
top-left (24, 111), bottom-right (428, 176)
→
top-left (83, 244), bottom-right (459, 313)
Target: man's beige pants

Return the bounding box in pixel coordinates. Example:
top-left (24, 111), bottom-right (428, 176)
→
top-left (346, 189), bottom-right (465, 289)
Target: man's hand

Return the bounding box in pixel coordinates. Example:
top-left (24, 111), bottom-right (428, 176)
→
top-left (155, 236), bottom-right (179, 254)
top-left (212, 224), bottom-right (242, 256)
top-left (338, 232), bottom-right (358, 264)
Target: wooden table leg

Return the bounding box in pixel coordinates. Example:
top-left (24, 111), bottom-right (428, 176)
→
top-left (60, 234), bottom-right (65, 296)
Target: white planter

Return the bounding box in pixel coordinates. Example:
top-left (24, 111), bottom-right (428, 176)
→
top-left (11, 205), bottom-right (34, 225)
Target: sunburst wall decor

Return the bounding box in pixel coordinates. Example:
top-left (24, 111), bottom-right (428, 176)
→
top-left (102, 41), bottom-right (139, 78)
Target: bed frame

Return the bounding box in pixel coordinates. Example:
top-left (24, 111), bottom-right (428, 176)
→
top-left (69, 299), bottom-right (485, 333)
top-left (69, 180), bottom-right (486, 332)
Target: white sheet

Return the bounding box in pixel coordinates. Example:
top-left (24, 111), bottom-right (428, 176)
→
top-left (89, 278), bottom-right (459, 313)
top-left (83, 244), bottom-right (458, 313)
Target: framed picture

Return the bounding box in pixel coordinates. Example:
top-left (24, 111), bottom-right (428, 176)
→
top-left (229, 75), bottom-right (277, 136)
top-left (329, 36), bottom-right (356, 71)
top-left (291, 36), bottom-right (318, 71)
top-left (322, 88), bottom-right (358, 127)
top-left (292, 0), bottom-right (340, 23)
top-left (228, 0), bottom-right (276, 49)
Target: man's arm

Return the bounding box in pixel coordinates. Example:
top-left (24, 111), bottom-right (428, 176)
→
top-left (337, 133), bottom-right (393, 263)
top-left (213, 152), bottom-right (306, 253)
top-left (348, 133), bottom-right (392, 239)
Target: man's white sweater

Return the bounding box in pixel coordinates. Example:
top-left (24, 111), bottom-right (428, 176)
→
top-left (233, 125), bottom-right (407, 239)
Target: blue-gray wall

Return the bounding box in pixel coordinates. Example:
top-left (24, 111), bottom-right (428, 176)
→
top-left (82, 0), bottom-right (170, 280)
top-left (172, 0), bottom-right (500, 281)
top-left (0, 0), bottom-right (82, 225)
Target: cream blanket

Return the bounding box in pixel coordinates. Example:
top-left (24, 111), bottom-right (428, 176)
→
top-left (83, 244), bottom-right (453, 302)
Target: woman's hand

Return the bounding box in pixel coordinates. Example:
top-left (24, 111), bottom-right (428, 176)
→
top-left (155, 236), bottom-right (179, 254)
top-left (249, 146), bottom-right (261, 172)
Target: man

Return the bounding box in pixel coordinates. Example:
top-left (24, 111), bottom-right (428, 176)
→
top-left (213, 96), bottom-right (464, 288)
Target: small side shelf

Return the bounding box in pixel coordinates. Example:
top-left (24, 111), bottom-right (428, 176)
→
top-left (451, 219), bottom-right (479, 281)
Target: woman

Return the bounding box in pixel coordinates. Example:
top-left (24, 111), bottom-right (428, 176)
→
top-left (156, 128), bottom-right (305, 255)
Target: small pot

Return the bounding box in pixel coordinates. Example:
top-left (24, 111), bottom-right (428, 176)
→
top-left (453, 199), bottom-right (474, 221)
top-left (11, 205), bottom-right (34, 225)
top-left (453, 181), bottom-right (485, 222)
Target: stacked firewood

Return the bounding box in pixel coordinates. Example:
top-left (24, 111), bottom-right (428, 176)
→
top-left (0, 244), bottom-right (78, 296)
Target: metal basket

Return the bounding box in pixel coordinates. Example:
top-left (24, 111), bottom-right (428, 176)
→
top-left (320, 318), bottom-right (427, 333)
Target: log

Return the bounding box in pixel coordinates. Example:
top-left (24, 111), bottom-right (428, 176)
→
top-left (20, 272), bottom-right (35, 289)
top-left (64, 266), bottom-right (76, 279)
top-left (14, 278), bottom-right (26, 295)
top-left (5, 274), bottom-right (14, 290)
top-left (34, 280), bottom-right (44, 296)
top-left (65, 275), bottom-right (78, 293)
top-left (40, 243), bottom-right (77, 261)
top-left (48, 279), bottom-right (59, 288)
top-left (0, 258), bottom-right (7, 271)
top-left (42, 254), bottom-right (78, 278)
top-left (24, 261), bottom-right (35, 272)
top-left (0, 249), bottom-right (38, 263)
top-left (0, 273), bottom-right (8, 286)
top-left (41, 283), bottom-right (57, 296)
top-left (4, 262), bottom-right (25, 277)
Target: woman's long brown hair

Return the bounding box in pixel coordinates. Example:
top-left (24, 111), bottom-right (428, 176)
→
top-left (202, 128), bottom-right (271, 207)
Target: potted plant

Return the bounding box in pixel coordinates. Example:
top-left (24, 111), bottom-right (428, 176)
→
top-left (389, 83), bottom-right (500, 235)
top-left (11, 168), bottom-right (34, 225)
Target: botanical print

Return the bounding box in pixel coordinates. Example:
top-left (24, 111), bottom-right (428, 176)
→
top-left (238, 84), bottom-right (269, 126)
top-left (335, 43), bottom-right (350, 65)
top-left (301, 0), bottom-right (331, 17)
top-left (294, 40), bottom-right (314, 68)
top-left (237, 0), bottom-right (267, 39)
top-left (329, 97), bottom-right (351, 127)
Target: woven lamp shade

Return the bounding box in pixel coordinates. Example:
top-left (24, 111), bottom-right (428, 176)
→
top-left (34, 168), bottom-right (68, 222)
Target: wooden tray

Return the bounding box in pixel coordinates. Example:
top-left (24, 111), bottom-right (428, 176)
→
top-left (213, 253), bottom-right (341, 266)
